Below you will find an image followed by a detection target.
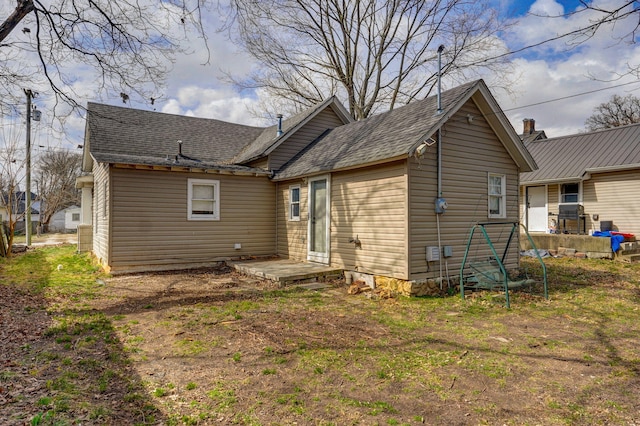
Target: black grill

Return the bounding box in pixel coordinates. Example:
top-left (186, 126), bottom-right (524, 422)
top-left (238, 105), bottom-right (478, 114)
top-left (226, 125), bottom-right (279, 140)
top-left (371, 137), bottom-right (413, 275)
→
top-left (558, 204), bottom-right (584, 220)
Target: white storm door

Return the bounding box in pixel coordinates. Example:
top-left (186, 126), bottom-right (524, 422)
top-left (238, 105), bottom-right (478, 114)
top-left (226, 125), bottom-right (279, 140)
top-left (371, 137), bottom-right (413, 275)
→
top-left (526, 186), bottom-right (547, 232)
top-left (307, 176), bottom-right (330, 264)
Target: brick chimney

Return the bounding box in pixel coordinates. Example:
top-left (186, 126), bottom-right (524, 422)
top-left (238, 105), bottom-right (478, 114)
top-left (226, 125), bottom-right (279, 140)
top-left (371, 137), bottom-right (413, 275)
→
top-left (523, 118), bottom-right (535, 135)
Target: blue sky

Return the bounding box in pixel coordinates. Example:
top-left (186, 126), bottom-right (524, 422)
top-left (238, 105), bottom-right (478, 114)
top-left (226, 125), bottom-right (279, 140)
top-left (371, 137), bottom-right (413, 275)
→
top-left (499, 0), bottom-right (586, 17)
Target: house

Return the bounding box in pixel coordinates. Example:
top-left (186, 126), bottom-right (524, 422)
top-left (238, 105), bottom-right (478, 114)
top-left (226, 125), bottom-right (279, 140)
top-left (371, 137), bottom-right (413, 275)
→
top-left (49, 206), bottom-right (81, 232)
top-left (77, 79), bottom-right (537, 293)
top-left (0, 191), bottom-right (40, 233)
top-left (520, 122), bottom-right (640, 237)
top-left (520, 118), bottom-right (547, 144)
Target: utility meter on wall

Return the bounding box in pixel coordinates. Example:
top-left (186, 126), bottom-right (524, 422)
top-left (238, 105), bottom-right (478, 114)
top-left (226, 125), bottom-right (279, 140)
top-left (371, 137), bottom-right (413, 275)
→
top-left (435, 197), bottom-right (448, 214)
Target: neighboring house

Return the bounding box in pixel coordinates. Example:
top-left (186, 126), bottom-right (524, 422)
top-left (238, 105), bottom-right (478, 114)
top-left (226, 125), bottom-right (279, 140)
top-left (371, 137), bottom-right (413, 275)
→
top-left (0, 192), bottom-right (40, 233)
top-left (49, 206), bottom-right (81, 232)
top-left (520, 122), bottom-right (640, 236)
top-left (520, 118), bottom-right (547, 144)
top-left (78, 79), bottom-right (536, 287)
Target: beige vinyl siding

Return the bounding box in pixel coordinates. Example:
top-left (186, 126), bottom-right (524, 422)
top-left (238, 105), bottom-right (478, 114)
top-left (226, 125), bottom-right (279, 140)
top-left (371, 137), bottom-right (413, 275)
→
top-left (270, 109), bottom-right (345, 171)
top-left (108, 168), bottom-right (276, 272)
top-left (92, 162), bottom-right (110, 266)
top-left (247, 157), bottom-right (269, 170)
top-left (276, 180), bottom-right (308, 261)
top-left (583, 170), bottom-right (640, 235)
top-left (409, 101), bottom-right (521, 280)
top-left (330, 161), bottom-right (408, 278)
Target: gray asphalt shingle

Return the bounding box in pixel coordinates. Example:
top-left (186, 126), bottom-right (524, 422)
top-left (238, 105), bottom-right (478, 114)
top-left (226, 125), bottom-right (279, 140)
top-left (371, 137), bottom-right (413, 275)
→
top-left (273, 81), bottom-right (479, 180)
top-left (86, 102), bottom-right (265, 165)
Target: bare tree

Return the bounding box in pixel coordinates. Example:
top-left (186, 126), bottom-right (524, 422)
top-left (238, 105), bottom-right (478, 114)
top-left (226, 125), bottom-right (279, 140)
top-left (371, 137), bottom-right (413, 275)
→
top-left (0, 126), bottom-right (27, 255)
top-left (224, 0), bottom-right (514, 120)
top-left (35, 149), bottom-right (81, 230)
top-left (0, 0), bottom-right (210, 117)
top-left (585, 93), bottom-right (640, 131)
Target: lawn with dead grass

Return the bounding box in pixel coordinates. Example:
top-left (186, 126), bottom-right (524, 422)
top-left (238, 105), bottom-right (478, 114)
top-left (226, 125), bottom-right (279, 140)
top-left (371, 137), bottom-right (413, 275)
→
top-left (1, 245), bottom-right (639, 425)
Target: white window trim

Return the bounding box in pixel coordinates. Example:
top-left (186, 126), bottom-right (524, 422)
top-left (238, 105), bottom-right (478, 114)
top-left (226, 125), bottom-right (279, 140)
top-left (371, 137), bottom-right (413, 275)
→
top-left (289, 185), bottom-right (301, 221)
top-left (188, 178), bottom-right (220, 221)
top-left (488, 173), bottom-right (506, 219)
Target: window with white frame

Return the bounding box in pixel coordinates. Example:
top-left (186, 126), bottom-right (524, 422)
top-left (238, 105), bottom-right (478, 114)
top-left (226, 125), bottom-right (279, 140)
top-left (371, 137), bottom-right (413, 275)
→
top-left (561, 182), bottom-right (579, 203)
top-left (289, 185), bottom-right (301, 221)
top-left (72, 213), bottom-right (80, 222)
top-left (488, 173), bottom-right (506, 218)
top-left (188, 179), bottom-right (220, 220)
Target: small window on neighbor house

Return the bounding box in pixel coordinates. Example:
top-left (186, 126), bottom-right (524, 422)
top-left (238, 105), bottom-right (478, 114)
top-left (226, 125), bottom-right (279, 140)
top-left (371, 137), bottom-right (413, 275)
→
top-left (72, 213), bottom-right (80, 222)
top-left (289, 185), bottom-right (300, 221)
top-left (561, 183), bottom-right (579, 203)
top-left (188, 179), bottom-right (220, 220)
top-left (488, 173), bottom-right (506, 218)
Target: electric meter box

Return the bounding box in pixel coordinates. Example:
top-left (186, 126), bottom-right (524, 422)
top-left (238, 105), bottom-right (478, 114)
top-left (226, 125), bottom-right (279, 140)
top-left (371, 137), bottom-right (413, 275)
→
top-left (426, 246), bottom-right (440, 262)
top-left (443, 246), bottom-right (453, 258)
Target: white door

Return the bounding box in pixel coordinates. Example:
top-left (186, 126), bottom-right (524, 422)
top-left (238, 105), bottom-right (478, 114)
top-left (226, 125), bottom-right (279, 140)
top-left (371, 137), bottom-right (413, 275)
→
top-left (307, 176), bottom-right (330, 264)
top-left (526, 186), bottom-right (547, 232)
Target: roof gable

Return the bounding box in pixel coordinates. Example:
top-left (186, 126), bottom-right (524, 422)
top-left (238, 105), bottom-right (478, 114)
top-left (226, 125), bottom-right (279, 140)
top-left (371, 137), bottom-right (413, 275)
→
top-left (232, 97), bottom-right (353, 164)
top-left (521, 123), bottom-right (640, 184)
top-left (274, 80), bottom-right (536, 180)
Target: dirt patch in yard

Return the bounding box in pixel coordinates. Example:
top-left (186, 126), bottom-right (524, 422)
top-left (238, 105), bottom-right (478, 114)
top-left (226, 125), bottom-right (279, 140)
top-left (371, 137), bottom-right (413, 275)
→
top-left (2, 255), bottom-right (640, 425)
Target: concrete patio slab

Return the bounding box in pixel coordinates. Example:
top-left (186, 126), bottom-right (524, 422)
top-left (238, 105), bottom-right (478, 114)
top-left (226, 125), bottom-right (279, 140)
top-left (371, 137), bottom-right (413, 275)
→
top-left (230, 258), bottom-right (343, 285)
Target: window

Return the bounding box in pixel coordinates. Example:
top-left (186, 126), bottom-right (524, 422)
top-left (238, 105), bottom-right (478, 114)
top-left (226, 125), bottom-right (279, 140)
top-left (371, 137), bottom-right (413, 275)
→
top-left (289, 185), bottom-right (301, 221)
top-left (72, 213), bottom-right (80, 222)
top-left (488, 173), bottom-right (506, 218)
top-left (561, 183), bottom-right (579, 203)
top-left (188, 179), bottom-right (220, 220)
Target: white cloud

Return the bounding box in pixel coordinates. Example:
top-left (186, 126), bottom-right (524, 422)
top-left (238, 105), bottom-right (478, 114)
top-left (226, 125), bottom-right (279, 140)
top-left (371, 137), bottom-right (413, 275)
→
top-left (495, 0), bottom-right (640, 137)
top-left (160, 86), bottom-right (264, 125)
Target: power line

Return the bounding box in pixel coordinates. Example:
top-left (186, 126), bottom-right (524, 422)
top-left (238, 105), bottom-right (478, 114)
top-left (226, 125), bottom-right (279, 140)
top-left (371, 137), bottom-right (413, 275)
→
top-left (503, 80), bottom-right (640, 112)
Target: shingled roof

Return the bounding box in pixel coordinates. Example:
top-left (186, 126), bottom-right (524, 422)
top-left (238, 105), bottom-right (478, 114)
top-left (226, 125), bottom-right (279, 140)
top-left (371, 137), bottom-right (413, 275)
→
top-left (521, 123), bottom-right (640, 184)
top-left (84, 102), bottom-right (266, 172)
top-left (84, 80), bottom-right (535, 179)
top-left (232, 97), bottom-right (352, 164)
top-left (274, 79), bottom-right (536, 180)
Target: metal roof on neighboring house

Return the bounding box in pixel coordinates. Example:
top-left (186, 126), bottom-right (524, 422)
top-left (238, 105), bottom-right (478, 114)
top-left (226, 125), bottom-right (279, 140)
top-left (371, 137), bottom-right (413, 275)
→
top-left (521, 123), bottom-right (640, 184)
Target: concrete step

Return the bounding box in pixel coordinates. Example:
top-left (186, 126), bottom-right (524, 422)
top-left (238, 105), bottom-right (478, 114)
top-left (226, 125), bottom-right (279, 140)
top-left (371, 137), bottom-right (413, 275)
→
top-left (616, 253), bottom-right (640, 263)
top-left (295, 282), bottom-right (332, 291)
top-left (619, 241), bottom-right (640, 252)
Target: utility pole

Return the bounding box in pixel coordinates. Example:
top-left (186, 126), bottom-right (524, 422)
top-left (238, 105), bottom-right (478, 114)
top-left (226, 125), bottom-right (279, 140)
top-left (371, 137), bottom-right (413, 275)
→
top-left (24, 89), bottom-right (39, 246)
